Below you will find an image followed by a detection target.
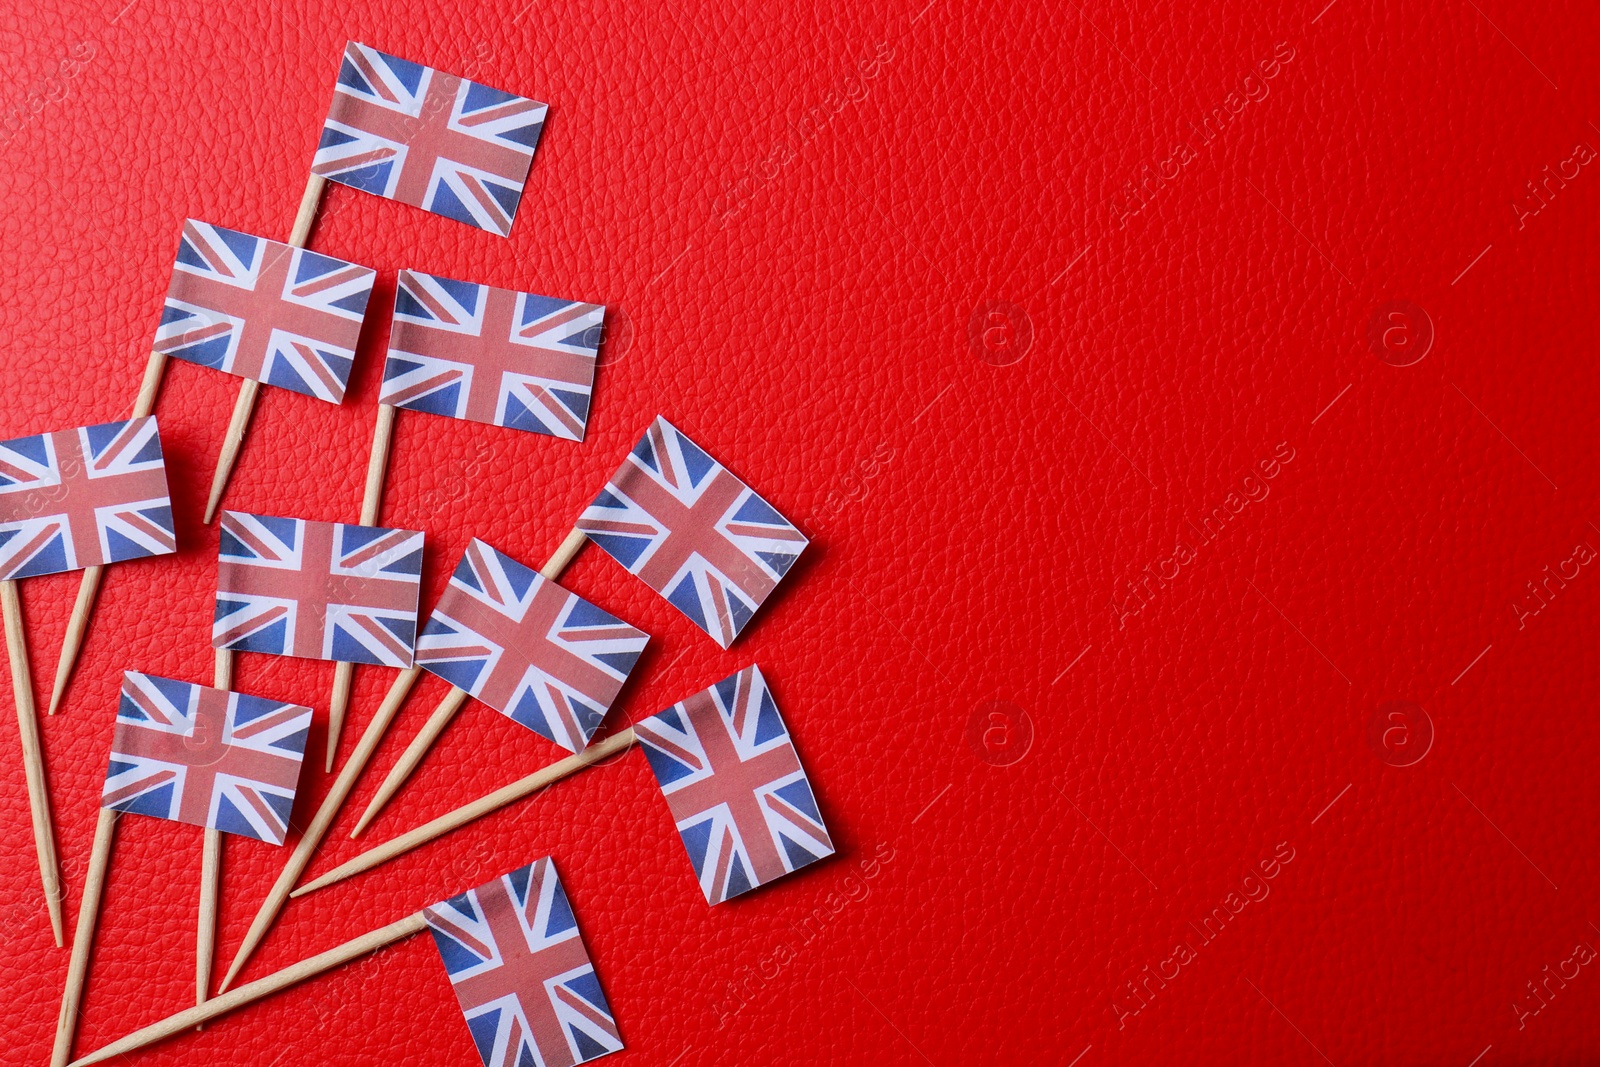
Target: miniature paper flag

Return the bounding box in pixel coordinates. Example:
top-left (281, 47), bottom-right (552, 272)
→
top-left (214, 512), bottom-right (423, 667)
top-left (635, 665), bottom-right (833, 904)
top-left (576, 417), bottom-right (808, 648)
top-left (0, 417), bottom-right (175, 580)
top-left (381, 270), bottom-right (605, 441)
top-left (156, 219), bottom-right (376, 403)
top-left (425, 857), bottom-right (622, 1067)
top-left (415, 539), bottom-right (647, 752)
top-left (314, 42), bottom-right (548, 236)
top-left (101, 672), bottom-right (312, 845)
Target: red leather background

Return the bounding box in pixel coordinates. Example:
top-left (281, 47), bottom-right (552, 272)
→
top-left (4, 1), bottom-right (1600, 1063)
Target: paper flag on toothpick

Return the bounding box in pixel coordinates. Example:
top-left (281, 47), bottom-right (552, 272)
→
top-left (576, 417), bottom-right (808, 648)
top-left (636, 664), bottom-right (833, 904)
top-left (103, 672), bottom-right (312, 845)
top-left (155, 220), bottom-right (376, 403)
top-left (214, 512), bottom-right (424, 667)
top-left (0, 417), bottom-right (175, 579)
top-left (424, 857), bottom-right (622, 1066)
top-left (415, 539), bottom-right (647, 752)
top-left (314, 42), bottom-right (548, 236)
top-left (382, 270), bottom-right (605, 440)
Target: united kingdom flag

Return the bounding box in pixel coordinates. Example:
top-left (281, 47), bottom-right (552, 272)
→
top-left (214, 512), bottom-right (424, 668)
top-left (314, 42), bottom-right (548, 236)
top-left (415, 539), bottom-right (647, 752)
top-left (155, 219), bottom-right (375, 403)
top-left (0, 417), bottom-right (175, 580)
top-left (577, 417), bottom-right (808, 648)
top-left (635, 665), bottom-right (833, 904)
top-left (425, 858), bottom-right (622, 1067)
top-left (101, 672), bottom-right (312, 845)
top-left (381, 270), bottom-right (605, 441)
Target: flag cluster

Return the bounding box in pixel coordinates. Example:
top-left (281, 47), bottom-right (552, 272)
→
top-left (38, 38), bottom-right (834, 1067)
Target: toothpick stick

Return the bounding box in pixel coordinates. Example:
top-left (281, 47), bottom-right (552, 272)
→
top-left (350, 685), bottom-right (468, 837)
top-left (325, 403), bottom-right (399, 772)
top-left (200, 172), bottom-right (327, 526)
top-left (345, 531), bottom-right (590, 837)
top-left (47, 566), bottom-right (102, 716)
top-left (201, 380), bottom-right (261, 525)
top-left (196, 647), bottom-right (232, 1024)
top-left (294, 727), bottom-right (635, 898)
top-left (132, 350), bottom-right (168, 420)
top-left (50, 346), bottom-right (176, 716)
top-left (360, 404), bottom-right (396, 528)
top-left (70, 911), bottom-right (428, 1067)
top-left (3, 579), bottom-right (63, 944)
top-left (543, 527), bottom-right (589, 578)
top-left (195, 828), bottom-right (221, 1028)
top-left (218, 664), bottom-right (421, 992)
top-left (51, 806), bottom-right (118, 1067)
top-left (325, 661), bottom-right (355, 774)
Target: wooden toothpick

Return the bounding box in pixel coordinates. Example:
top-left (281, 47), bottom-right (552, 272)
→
top-left (295, 727), bottom-right (635, 898)
top-left (350, 684), bottom-right (468, 836)
top-left (70, 912), bottom-right (429, 1067)
top-left (201, 173), bottom-right (327, 526)
top-left (47, 565), bottom-right (102, 716)
top-left (543, 527), bottom-right (589, 578)
top-left (196, 647), bottom-right (232, 1024)
top-left (348, 533), bottom-right (586, 836)
top-left (53, 648), bottom-right (235, 1066)
top-left (218, 663), bottom-right (421, 992)
top-left (196, 827), bottom-right (221, 1029)
top-left (51, 806), bottom-right (117, 1067)
top-left (325, 402), bottom-right (399, 772)
top-left (3, 579), bottom-right (63, 945)
top-left (50, 340), bottom-right (182, 716)
top-left (225, 528), bottom-right (590, 981)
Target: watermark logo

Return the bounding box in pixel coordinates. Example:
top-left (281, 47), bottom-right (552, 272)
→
top-left (1366, 701), bottom-right (1433, 767)
top-left (967, 301), bottom-right (1032, 366)
top-left (966, 700), bottom-right (1034, 766)
top-left (1366, 301), bottom-right (1433, 367)
top-left (592, 305), bottom-right (633, 368)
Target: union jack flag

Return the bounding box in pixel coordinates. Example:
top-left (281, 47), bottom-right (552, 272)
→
top-left (314, 42), bottom-right (548, 236)
top-left (214, 512), bottom-right (424, 667)
top-left (0, 417), bottom-right (175, 580)
top-left (101, 672), bottom-right (311, 845)
top-left (382, 270), bottom-right (605, 441)
top-left (415, 539), bottom-right (647, 752)
top-left (155, 219), bottom-right (375, 403)
top-left (425, 858), bottom-right (622, 1067)
top-left (577, 417), bottom-right (808, 648)
top-left (635, 665), bottom-right (833, 904)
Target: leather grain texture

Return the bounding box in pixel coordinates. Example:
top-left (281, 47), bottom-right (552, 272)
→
top-left (3, 1), bottom-right (1600, 1064)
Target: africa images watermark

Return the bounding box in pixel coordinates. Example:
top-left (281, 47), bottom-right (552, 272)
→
top-left (1509, 138), bottom-right (1595, 232)
top-left (710, 841), bottom-right (897, 1028)
top-left (1508, 531), bottom-right (1595, 631)
top-left (0, 40), bottom-right (97, 148)
top-left (1111, 841), bottom-right (1297, 1030)
top-left (711, 40), bottom-right (895, 228)
top-left (1109, 441), bottom-right (1297, 629)
top-left (1108, 40), bottom-right (1297, 230)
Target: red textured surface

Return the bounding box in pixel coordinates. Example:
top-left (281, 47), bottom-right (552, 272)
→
top-left (3, 1), bottom-right (1600, 1064)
